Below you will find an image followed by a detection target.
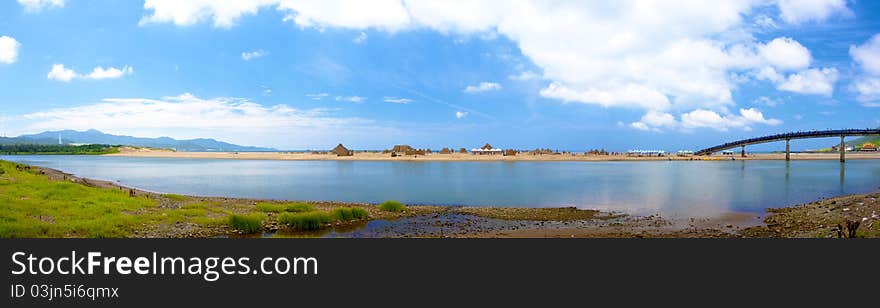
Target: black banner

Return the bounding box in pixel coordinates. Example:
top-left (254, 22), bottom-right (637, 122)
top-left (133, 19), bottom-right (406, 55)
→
top-left (3, 239), bottom-right (878, 307)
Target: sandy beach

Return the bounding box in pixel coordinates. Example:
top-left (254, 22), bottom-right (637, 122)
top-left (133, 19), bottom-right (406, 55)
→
top-left (107, 147), bottom-right (880, 161)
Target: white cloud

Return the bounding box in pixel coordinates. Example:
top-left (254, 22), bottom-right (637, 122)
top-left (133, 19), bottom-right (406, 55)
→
top-left (776, 67), bottom-right (838, 96)
top-left (508, 71), bottom-right (540, 81)
top-left (680, 108), bottom-right (781, 131)
top-left (241, 49), bottom-right (267, 61)
top-left (753, 96), bottom-right (782, 107)
top-left (463, 82), bottom-right (502, 93)
top-left (135, 1), bottom-right (843, 123)
top-left (777, 0), bottom-right (850, 24)
top-left (335, 95), bottom-right (366, 103)
top-left (84, 66), bottom-right (134, 80)
top-left (758, 37), bottom-right (811, 71)
top-left (851, 34), bottom-right (880, 75)
top-left (47, 64), bottom-right (134, 82)
top-left (306, 93), bottom-right (329, 100)
top-left (383, 97), bottom-right (413, 104)
top-left (633, 108), bottom-right (781, 132)
top-left (353, 32), bottom-right (368, 44)
top-left (140, 0), bottom-right (279, 28)
top-left (630, 111), bottom-right (677, 131)
top-left (12, 93), bottom-right (381, 148)
top-left (0, 36), bottom-right (21, 64)
top-left (852, 78), bottom-right (880, 105)
top-left (455, 111), bottom-right (468, 119)
top-left (47, 64), bottom-right (76, 82)
top-left (17, 0), bottom-right (65, 12)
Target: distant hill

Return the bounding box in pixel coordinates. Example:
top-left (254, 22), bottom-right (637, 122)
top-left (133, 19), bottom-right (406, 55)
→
top-left (0, 129), bottom-right (275, 152)
top-left (847, 136), bottom-right (880, 147)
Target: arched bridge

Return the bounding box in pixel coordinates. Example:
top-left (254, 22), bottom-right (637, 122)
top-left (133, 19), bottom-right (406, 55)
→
top-left (695, 128), bottom-right (880, 161)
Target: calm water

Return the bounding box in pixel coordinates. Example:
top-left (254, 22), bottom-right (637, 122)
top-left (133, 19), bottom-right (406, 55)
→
top-left (4, 155), bottom-right (880, 217)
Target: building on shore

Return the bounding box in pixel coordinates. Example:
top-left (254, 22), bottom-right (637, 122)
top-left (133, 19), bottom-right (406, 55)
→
top-left (676, 150), bottom-right (694, 157)
top-left (860, 143), bottom-right (877, 152)
top-left (391, 145), bottom-right (414, 156)
top-left (439, 147), bottom-right (452, 154)
top-left (471, 143), bottom-right (503, 155)
top-left (627, 150), bottom-right (667, 157)
top-left (331, 144), bottom-right (353, 156)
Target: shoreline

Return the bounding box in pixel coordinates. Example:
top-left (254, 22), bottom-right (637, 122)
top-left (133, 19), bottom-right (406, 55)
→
top-left (105, 148), bottom-right (880, 162)
top-left (5, 160), bottom-right (878, 238)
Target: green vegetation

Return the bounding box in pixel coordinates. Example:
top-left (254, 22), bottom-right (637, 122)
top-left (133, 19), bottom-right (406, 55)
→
top-left (0, 144), bottom-right (120, 155)
top-left (278, 212), bottom-right (334, 230)
top-left (0, 160), bottom-right (155, 238)
top-left (255, 202), bottom-right (315, 213)
top-left (227, 213), bottom-right (265, 233)
top-left (331, 207), bottom-right (368, 221)
top-left (163, 194), bottom-right (187, 201)
top-left (379, 200), bottom-right (406, 212)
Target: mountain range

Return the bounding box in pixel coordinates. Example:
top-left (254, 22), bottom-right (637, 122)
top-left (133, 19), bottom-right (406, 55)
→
top-left (0, 130), bottom-right (275, 152)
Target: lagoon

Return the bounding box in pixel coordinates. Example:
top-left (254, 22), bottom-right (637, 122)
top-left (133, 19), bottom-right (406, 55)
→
top-left (3, 155), bottom-right (879, 217)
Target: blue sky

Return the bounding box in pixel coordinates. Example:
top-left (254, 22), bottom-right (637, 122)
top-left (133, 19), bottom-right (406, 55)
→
top-left (1, 0), bottom-right (880, 151)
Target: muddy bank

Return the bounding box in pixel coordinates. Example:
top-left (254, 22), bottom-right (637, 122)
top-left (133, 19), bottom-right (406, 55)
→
top-left (25, 164), bottom-right (880, 238)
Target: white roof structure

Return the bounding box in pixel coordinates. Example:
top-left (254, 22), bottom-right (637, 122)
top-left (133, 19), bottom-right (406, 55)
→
top-left (471, 148), bottom-right (503, 153)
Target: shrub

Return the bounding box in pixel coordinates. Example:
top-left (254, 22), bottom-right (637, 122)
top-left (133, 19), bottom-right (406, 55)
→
top-left (163, 194), bottom-right (187, 202)
top-left (278, 212), bottom-right (334, 230)
top-left (332, 207), bottom-right (368, 221)
top-left (284, 203), bottom-right (315, 213)
top-left (255, 203), bottom-right (286, 213)
top-left (379, 200), bottom-right (406, 212)
top-left (227, 213), bottom-right (265, 233)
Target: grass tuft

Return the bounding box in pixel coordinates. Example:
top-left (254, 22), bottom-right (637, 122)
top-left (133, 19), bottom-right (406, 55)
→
top-left (227, 213), bottom-right (265, 233)
top-left (331, 207), bottom-right (369, 221)
top-left (379, 200), bottom-right (406, 212)
top-left (284, 202), bottom-right (315, 213)
top-left (278, 211), bottom-right (334, 230)
top-left (255, 202), bottom-right (315, 213)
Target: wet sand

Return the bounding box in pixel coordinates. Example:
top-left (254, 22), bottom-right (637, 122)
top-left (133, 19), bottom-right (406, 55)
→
top-left (107, 147), bottom-right (880, 162)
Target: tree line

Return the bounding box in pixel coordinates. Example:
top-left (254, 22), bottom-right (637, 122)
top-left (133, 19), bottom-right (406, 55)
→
top-left (0, 144), bottom-right (120, 155)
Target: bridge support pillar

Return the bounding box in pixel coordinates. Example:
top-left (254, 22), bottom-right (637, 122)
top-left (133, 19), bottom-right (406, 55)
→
top-left (741, 145), bottom-right (745, 158)
top-left (840, 135), bottom-right (846, 163)
top-left (785, 139), bottom-right (790, 161)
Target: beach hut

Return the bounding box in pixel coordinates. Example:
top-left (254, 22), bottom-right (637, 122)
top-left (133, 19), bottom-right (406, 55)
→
top-left (439, 148), bottom-right (452, 154)
top-left (331, 144), bottom-right (353, 156)
top-left (459, 148), bottom-right (468, 154)
top-left (861, 143), bottom-right (877, 152)
top-left (472, 143), bottom-right (503, 155)
top-left (503, 149), bottom-right (517, 156)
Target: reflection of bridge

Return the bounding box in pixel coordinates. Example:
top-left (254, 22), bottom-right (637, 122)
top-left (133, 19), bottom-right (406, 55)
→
top-left (695, 129), bottom-right (880, 162)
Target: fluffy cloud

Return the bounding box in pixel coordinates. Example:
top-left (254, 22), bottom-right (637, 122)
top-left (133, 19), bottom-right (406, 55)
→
top-left (17, 0), bottom-right (65, 12)
top-left (633, 108), bottom-right (781, 132)
top-left (463, 82), bottom-right (502, 93)
top-left (14, 93), bottom-right (377, 148)
top-left (353, 32), bottom-right (368, 44)
top-left (758, 37), bottom-right (811, 71)
top-left (753, 96), bottom-right (782, 107)
top-left (775, 67), bottom-right (838, 96)
top-left (851, 34), bottom-right (880, 105)
top-left (241, 49), bottom-right (267, 61)
top-left (47, 64), bottom-right (76, 82)
top-left (0, 36), bottom-right (21, 64)
top-left (777, 0), bottom-right (850, 24)
top-left (383, 97), bottom-right (413, 104)
top-left (455, 111), bottom-right (469, 119)
top-left (47, 64), bottom-right (134, 82)
top-left (630, 111), bottom-right (677, 131)
top-left (136, 0), bottom-right (846, 129)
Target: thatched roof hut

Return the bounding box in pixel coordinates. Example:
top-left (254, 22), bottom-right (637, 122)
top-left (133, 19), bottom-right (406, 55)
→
top-left (439, 147), bottom-right (452, 154)
top-left (331, 144), bottom-right (353, 156)
top-left (481, 143), bottom-right (494, 150)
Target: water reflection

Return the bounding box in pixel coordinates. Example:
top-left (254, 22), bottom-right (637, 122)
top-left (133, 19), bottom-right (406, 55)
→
top-left (4, 155), bottom-right (880, 218)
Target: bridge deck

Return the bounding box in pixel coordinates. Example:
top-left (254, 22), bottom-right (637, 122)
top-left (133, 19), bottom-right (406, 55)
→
top-left (695, 129), bottom-right (880, 155)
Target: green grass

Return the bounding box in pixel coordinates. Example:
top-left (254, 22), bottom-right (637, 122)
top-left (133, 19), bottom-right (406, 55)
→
top-left (379, 200), bottom-right (406, 212)
top-left (331, 207), bottom-right (368, 221)
top-left (163, 194), bottom-right (187, 201)
top-left (0, 160), bottom-right (156, 238)
top-left (278, 211), bottom-right (334, 230)
top-left (227, 213), bottom-right (265, 233)
top-left (255, 202), bottom-right (315, 213)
